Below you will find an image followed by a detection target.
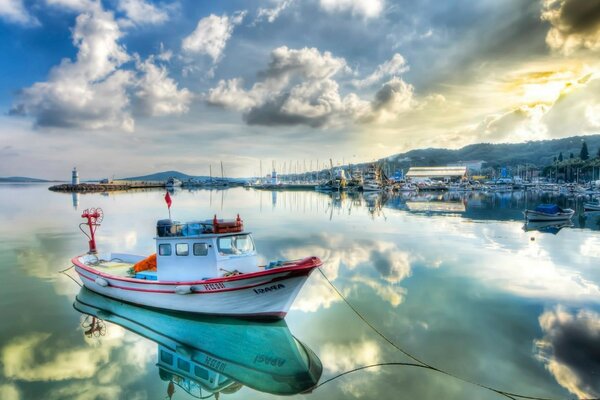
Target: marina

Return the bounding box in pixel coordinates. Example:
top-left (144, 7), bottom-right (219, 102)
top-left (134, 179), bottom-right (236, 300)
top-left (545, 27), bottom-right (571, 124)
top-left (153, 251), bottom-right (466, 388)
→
top-left (1, 184), bottom-right (600, 399)
top-left (2, 1), bottom-right (600, 399)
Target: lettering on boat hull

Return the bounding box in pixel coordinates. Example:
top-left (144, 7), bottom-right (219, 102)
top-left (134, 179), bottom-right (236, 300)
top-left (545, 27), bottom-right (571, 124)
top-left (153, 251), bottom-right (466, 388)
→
top-left (253, 283), bottom-right (285, 294)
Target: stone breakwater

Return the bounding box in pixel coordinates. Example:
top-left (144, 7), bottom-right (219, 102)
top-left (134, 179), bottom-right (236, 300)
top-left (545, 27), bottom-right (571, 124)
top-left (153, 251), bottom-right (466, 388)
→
top-left (49, 183), bottom-right (133, 192)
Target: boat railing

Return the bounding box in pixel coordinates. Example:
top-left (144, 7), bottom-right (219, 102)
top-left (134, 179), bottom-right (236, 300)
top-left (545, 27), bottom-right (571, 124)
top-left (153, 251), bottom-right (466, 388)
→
top-left (157, 222), bottom-right (213, 237)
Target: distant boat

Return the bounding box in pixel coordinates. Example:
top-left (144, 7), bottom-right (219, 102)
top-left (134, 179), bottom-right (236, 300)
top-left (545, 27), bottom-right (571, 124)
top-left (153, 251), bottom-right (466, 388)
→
top-left (362, 164), bottom-right (383, 192)
top-left (584, 201), bottom-right (600, 212)
top-left (166, 177), bottom-right (182, 188)
top-left (524, 204), bottom-right (574, 222)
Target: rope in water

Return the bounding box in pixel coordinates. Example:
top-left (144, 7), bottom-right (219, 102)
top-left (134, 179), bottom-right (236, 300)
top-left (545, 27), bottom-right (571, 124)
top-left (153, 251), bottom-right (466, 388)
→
top-left (317, 268), bottom-right (599, 400)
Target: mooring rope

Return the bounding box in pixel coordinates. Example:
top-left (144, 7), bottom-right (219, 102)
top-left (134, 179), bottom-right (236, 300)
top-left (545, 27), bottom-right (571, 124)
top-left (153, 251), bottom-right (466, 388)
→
top-left (317, 268), bottom-right (598, 400)
top-left (58, 264), bottom-right (83, 287)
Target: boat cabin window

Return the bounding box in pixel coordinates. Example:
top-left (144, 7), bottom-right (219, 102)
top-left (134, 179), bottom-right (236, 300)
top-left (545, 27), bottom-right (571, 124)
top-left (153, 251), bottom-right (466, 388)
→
top-left (177, 358), bottom-right (190, 372)
top-left (217, 234), bottom-right (255, 255)
top-left (158, 243), bottom-right (172, 256)
top-left (176, 243), bottom-right (189, 256)
top-left (194, 366), bottom-right (209, 380)
top-left (193, 243), bottom-right (209, 256)
top-left (160, 350), bottom-right (173, 365)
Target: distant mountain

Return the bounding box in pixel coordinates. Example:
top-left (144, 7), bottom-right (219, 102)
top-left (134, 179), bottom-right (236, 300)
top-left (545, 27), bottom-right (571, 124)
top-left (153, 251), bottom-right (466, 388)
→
top-left (120, 170), bottom-right (209, 181)
top-left (0, 176), bottom-right (51, 183)
top-left (384, 135), bottom-right (600, 168)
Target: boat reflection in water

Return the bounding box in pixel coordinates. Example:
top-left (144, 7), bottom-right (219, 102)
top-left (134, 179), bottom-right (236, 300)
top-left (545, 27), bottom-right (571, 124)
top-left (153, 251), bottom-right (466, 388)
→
top-left (522, 220), bottom-right (574, 235)
top-left (73, 287), bottom-right (322, 398)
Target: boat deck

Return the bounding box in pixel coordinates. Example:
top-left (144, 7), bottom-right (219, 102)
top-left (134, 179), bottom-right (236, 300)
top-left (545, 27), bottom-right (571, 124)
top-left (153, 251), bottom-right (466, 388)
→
top-left (91, 260), bottom-right (136, 277)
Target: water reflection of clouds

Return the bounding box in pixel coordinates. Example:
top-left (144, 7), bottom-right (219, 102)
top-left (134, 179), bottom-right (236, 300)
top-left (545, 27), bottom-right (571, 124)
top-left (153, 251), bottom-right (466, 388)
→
top-left (281, 233), bottom-right (413, 310)
top-left (1, 325), bottom-right (154, 399)
top-left (535, 307), bottom-right (600, 399)
top-left (0, 384), bottom-right (20, 400)
top-left (319, 340), bottom-right (383, 397)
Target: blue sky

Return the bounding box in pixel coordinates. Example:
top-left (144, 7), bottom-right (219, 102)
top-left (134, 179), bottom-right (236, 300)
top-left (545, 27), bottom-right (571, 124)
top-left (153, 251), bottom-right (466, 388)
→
top-left (0, 0), bottom-right (599, 178)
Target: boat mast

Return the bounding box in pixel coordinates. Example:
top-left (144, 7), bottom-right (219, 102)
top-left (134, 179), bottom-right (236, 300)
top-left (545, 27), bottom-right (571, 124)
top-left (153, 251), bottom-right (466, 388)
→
top-left (221, 161), bottom-right (224, 179)
top-left (329, 158), bottom-right (334, 181)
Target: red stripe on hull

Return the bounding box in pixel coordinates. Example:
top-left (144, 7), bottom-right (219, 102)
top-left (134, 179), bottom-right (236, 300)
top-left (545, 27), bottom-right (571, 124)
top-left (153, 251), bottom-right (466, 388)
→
top-left (75, 266), bottom-right (314, 295)
top-left (72, 255), bottom-right (321, 286)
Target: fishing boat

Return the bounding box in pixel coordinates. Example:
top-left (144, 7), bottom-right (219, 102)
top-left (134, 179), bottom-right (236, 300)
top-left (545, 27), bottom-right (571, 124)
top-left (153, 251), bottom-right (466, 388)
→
top-left (74, 287), bottom-right (322, 397)
top-left (523, 204), bottom-right (575, 222)
top-left (166, 177), bottom-right (182, 188)
top-left (584, 201), bottom-right (600, 211)
top-left (71, 208), bottom-right (322, 319)
top-left (362, 164), bottom-right (383, 192)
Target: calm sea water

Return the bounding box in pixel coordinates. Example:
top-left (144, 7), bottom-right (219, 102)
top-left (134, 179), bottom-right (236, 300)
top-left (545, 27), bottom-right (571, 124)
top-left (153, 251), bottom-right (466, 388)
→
top-left (1, 184), bottom-right (599, 400)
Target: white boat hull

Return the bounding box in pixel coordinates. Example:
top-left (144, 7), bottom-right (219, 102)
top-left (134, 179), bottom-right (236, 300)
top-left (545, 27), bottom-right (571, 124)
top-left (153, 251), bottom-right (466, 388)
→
top-left (524, 209), bottom-right (574, 222)
top-left (73, 255), bottom-right (320, 319)
top-left (584, 203), bottom-right (600, 211)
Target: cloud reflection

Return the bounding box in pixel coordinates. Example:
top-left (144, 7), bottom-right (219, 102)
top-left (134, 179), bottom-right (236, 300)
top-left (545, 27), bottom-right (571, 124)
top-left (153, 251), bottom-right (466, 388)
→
top-left (0, 384), bottom-right (20, 400)
top-left (281, 233), bottom-right (413, 311)
top-left (1, 324), bottom-right (155, 399)
top-left (534, 306), bottom-right (600, 399)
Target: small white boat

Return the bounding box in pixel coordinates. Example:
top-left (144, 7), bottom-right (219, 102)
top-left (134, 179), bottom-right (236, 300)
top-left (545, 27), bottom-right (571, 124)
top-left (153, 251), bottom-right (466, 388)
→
top-left (523, 204), bottom-right (575, 222)
top-left (72, 209), bottom-right (321, 319)
top-left (584, 202), bottom-right (600, 212)
top-left (166, 177), bottom-right (182, 188)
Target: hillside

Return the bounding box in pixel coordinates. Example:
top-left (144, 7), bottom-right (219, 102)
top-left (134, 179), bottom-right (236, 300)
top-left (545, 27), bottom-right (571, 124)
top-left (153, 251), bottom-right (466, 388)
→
top-left (120, 171), bottom-right (208, 181)
top-left (384, 135), bottom-right (600, 168)
top-left (0, 176), bottom-right (51, 183)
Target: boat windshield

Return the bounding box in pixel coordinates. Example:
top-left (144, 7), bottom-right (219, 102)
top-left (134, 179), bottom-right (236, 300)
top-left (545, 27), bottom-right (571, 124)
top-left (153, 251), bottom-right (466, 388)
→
top-left (217, 234), bottom-right (255, 255)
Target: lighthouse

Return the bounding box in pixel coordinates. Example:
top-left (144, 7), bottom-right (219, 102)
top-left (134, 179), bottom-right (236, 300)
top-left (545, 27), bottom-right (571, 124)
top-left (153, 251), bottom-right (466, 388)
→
top-left (72, 167), bottom-right (79, 185)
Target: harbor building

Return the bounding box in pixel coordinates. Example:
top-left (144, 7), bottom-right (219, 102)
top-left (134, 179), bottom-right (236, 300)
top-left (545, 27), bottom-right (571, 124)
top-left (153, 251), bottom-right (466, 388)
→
top-left (446, 160), bottom-right (486, 173)
top-left (405, 166), bottom-right (467, 183)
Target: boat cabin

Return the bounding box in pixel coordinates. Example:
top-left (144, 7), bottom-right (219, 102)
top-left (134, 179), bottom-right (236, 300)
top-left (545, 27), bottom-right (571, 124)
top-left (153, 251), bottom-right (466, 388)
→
top-left (153, 215), bottom-right (258, 281)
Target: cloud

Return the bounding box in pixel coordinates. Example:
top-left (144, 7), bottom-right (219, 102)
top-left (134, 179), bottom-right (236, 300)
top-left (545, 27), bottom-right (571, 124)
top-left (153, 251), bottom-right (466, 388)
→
top-left (541, 0), bottom-right (600, 54)
top-left (206, 78), bottom-right (261, 111)
top-left (372, 77), bottom-right (415, 116)
top-left (585, 103), bottom-right (600, 127)
top-left (206, 46), bottom-right (427, 128)
top-left (352, 53), bottom-right (409, 88)
top-left (134, 56), bottom-right (193, 116)
top-left (45, 0), bottom-right (95, 12)
top-left (254, 0), bottom-right (294, 24)
top-left (207, 46), bottom-right (378, 127)
top-left (11, 5), bottom-right (135, 131)
top-left (182, 11), bottom-right (246, 63)
top-left (319, 0), bottom-right (384, 19)
top-left (0, 0), bottom-right (38, 25)
top-left (534, 307), bottom-right (600, 399)
top-left (11, 3), bottom-right (193, 131)
top-left (117, 0), bottom-right (169, 25)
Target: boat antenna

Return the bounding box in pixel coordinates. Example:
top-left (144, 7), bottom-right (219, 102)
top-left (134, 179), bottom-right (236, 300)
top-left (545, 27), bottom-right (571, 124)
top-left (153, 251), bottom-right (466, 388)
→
top-left (80, 208), bottom-right (103, 254)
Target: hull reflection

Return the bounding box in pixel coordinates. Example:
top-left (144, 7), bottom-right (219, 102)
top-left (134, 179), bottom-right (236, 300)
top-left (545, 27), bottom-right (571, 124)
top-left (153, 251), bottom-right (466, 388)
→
top-left (73, 287), bottom-right (322, 397)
